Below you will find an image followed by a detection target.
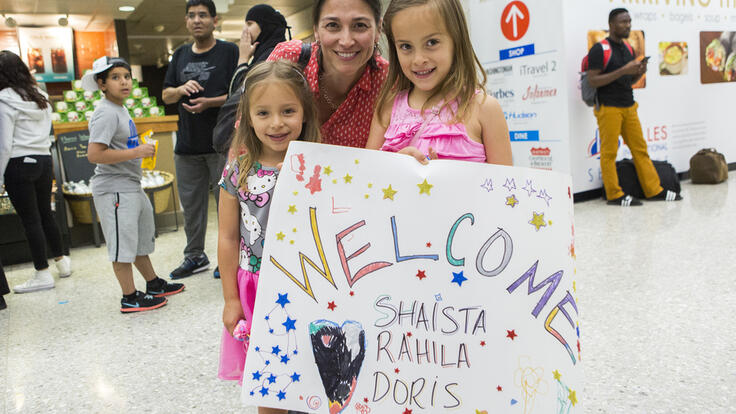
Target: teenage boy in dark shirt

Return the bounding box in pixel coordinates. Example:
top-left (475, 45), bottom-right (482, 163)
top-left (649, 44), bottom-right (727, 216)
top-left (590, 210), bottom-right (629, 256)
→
top-left (586, 8), bottom-right (682, 206)
top-left (163, 0), bottom-right (238, 278)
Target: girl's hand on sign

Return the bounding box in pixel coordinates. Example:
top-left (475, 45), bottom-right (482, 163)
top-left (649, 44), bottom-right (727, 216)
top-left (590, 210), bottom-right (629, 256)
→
top-left (399, 146), bottom-right (437, 165)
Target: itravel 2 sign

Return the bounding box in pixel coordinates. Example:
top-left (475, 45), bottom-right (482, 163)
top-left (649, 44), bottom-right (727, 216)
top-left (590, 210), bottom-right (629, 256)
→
top-left (501, 1), bottom-right (530, 41)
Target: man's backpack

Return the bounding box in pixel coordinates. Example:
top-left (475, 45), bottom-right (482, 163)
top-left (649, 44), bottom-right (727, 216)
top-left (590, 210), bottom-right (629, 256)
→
top-left (212, 42), bottom-right (313, 154)
top-left (616, 158), bottom-right (680, 199)
top-left (579, 39), bottom-right (634, 107)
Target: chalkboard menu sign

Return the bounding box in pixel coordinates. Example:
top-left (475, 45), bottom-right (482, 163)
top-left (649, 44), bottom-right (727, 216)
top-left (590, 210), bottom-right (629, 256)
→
top-left (57, 129), bottom-right (95, 182)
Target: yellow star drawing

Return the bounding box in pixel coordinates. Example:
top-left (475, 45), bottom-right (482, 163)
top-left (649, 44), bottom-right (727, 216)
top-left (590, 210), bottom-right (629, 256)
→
top-left (287, 205), bottom-right (297, 214)
top-left (506, 195), bottom-right (519, 207)
top-left (417, 179), bottom-right (433, 195)
top-left (568, 390), bottom-right (578, 406)
top-left (289, 240), bottom-right (295, 245)
top-left (292, 228), bottom-right (297, 233)
top-left (364, 194), bottom-right (370, 199)
top-left (553, 370), bottom-right (561, 381)
top-left (292, 191), bottom-right (298, 196)
top-left (573, 281), bottom-right (577, 292)
top-left (343, 173), bottom-right (353, 183)
top-left (367, 183), bottom-right (373, 188)
top-left (382, 185), bottom-right (398, 200)
top-left (354, 159), bottom-right (360, 164)
top-left (529, 211), bottom-right (546, 231)
top-left (332, 179), bottom-right (337, 184)
top-left (324, 166), bottom-right (333, 175)
top-left (275, 232), bottom-right (285, 241)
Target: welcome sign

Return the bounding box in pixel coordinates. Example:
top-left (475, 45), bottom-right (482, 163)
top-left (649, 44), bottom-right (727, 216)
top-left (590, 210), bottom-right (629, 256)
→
top-left (242, 142), bottom-right (582, 413)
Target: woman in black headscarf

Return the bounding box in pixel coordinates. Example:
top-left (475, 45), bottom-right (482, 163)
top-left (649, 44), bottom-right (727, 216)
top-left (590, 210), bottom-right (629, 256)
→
top-left (233, 4), bottom-right (289, 94)
top-left (212, 4), bottom-right (290, 155)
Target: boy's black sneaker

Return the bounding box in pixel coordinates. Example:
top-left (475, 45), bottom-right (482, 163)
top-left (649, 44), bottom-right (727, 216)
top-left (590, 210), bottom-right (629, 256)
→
top-left (648, 189), bottom-right (682, 201)
top-left (146, 278), bottom-right (185, 298)
top-left (170, 254), bottom-right (210, 280)
top-left (120, 291), bottom-right (167, 313)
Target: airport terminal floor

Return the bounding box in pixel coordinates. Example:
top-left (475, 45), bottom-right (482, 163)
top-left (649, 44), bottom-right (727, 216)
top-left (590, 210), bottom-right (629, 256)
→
top-left (1, 176), bottom-right (735, 413)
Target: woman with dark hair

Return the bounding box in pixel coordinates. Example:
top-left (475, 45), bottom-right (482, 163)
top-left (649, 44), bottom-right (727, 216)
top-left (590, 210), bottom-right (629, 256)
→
top-left (267, 0), bottom-right (388, 148)
top-left (0, 50), bottom-right (71, 294)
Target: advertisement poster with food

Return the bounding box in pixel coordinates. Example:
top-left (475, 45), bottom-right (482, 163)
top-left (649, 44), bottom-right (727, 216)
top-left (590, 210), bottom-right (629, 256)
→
top-left (701, 31), bottom-right (736, 83)
top-left (659, 42), bottom-right (688, 76)
top-left (17, 27), bottom-right (75, 83)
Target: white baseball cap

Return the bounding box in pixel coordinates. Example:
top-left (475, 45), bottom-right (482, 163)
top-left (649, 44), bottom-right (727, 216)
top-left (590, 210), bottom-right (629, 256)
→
top-left (81, 56), bottom-right (130, 91)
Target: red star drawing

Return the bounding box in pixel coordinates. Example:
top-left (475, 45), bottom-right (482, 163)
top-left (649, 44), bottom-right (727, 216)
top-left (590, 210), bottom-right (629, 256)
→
top-left (395, 368), bottom-right (400, 374)
top-left (506, 329), bottom-right (517, 340)
top-left (497, 385), bottom-right (503, 392)
top-left (416, 270), bottom-right (427, 280)
top-left (577, 340), bottom-right (581, 352)
top-left (480, 341), bottom-right (486, 346)
top-left (364, 398), bottom-right (369, 403)
top-left (349, 291), bottom-right (355, 296)
top-left (403, 409), bottom-right (412, 414)
top-left (327, 301), bottom-right (337, 311)
top-left (426, 242), bottom-right (432, 247)
top-left (568, 187), bottom-right (571, 198)
top-left (406, 332), bottom-right (412, 337)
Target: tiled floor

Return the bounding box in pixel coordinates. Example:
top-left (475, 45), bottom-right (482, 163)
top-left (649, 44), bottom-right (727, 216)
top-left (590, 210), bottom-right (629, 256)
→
top-left (2, 177), bottom-right (735, 413)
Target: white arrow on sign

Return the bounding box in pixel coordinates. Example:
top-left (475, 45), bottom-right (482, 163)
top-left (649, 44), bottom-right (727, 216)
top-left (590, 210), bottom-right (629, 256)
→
top-left (504, 4), bottom-right (525, 38)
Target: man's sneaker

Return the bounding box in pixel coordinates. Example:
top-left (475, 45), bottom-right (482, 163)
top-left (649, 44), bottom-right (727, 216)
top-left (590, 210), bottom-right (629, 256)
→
top-left (213, 266), bottom-right (220, 279)
top-left (170, 254), bottom-right (210, 280)
top-left (55, 255), bottom-right (72, 278)
top-left (146, 278), bottom-right (185, 298)
top-left (120, 291), bottom-right (167, 313)
top-left (607, 194), bottom-right (643, 207)
top-left (648, 189), bottom-right (683, 201)
top-left (13, 270), bottom-right (54, 293)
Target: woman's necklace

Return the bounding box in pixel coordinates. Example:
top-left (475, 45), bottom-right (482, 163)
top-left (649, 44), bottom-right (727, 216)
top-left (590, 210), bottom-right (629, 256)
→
top-left (319, 75), bottom-right (340, 111)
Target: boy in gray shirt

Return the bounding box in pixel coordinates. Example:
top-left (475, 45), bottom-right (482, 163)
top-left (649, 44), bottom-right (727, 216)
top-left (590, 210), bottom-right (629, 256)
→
top-left (84, 56), bottom-right (185, 313)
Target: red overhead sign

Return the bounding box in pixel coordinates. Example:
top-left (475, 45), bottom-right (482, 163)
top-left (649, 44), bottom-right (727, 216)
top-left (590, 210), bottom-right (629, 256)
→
top-left (501, 1), bottom-right (530, 41)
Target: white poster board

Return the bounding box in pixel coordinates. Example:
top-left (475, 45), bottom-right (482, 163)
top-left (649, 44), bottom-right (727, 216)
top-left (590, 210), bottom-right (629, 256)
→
top-left (242, 142), bottom-right (582, 413)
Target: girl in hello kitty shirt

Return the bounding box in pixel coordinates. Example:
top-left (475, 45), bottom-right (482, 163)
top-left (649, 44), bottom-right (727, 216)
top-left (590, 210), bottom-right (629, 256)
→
top-left (215, 60), bottom-right (320, 399)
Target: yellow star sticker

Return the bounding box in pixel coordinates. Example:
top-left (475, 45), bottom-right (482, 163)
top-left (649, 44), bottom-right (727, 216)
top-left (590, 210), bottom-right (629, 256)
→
top-left (287, 205), bottom-right (297, 214)
top-left (529, 211), bottom-right (546, 231)
top-left (324, 166), bottom-right (333, 175)
top-left (354, 159), bottom-right (360, 164)
top-left (417, 179), bottom-right (433, 195)
top-left (332, 179), bottom-right (337, 184)
top-left (573, 281), bottom-right (577, 292)
top-left (292, 228), bottom-right (297, 233)
top-left (382, 185), bottom-right (397, 200)
top-left (275, 232), bottom-right (285, 241)
top-left (506, 195), bottom-right (519, 207)
top-left (364, 194), bottom-right (370, 199)
top-left (553, 370), bottom-right (561, 381)
top-left (367, 183), bottom-right (373, 188)
top-left (289, 240), bottom-right (295, 245)
top-left (343, 173), bottom-right (353, 183)
top-left (568, 390), bottom-right (577, 406)
top-left (292, 191), bottom-right (298, 196)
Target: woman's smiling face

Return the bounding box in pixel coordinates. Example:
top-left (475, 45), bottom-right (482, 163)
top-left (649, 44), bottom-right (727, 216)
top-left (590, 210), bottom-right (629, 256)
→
top-left (314, 0), bottom-right (380, 79)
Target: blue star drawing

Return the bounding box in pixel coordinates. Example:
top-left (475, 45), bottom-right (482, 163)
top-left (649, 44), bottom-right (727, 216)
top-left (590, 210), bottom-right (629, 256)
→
top-left (480, 178), bottom-right (493, 192)
top-left (248, 292), bottom-right (302, 403)
top-left (503, 178), bottom-right (517, 192)
top-left (537, 189), bottom-right (553, 206)
top-left (451, 271), bottom-right (467, 287)
top-left (522, 179), bottom-right (536, 197)
top-left (283, 317), bottom-right (297, 331)
top-left (276, 293), bottom-right (290, 308)
top-left (435, 293), bottom-right (443, 301)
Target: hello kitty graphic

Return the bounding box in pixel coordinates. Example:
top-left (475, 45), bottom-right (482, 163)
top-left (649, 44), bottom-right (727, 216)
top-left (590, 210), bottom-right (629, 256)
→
top-left (239, 200), bottom-right (261, 245)
top-left (243, 167), bottom-right (276, 207)
top-left (239, 237), bottom-right (252, 270)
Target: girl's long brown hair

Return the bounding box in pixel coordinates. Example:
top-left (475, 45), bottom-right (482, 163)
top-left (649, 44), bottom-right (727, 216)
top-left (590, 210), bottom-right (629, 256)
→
top-left (231, 60), bottom-right (321, 189)
top-left (376, 0), bottom-right (487, 125)
top-left (0, 50), bottom-right (49, 109)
